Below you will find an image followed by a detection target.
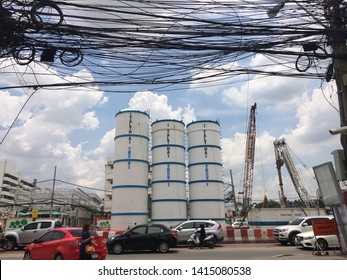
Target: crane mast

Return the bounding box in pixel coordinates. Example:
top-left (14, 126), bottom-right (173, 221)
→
top-left (241, 103), bottom-right (257, 211)
top-left (273, 138), bottom-right (316, 208)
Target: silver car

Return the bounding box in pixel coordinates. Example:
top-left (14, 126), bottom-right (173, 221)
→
top-left (170, 220), bottom-right (224, 244)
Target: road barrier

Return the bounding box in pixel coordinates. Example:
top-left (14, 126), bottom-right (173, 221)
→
top-left (97, 228), bottom-right (276, 243)
top-left (225, 228), bottom-right (275, 243)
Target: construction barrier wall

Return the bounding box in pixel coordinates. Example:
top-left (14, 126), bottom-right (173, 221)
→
top-left (96, 228), bottom-right (276, 243)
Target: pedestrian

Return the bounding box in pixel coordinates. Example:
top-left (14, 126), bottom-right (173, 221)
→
top-left (0, 223), bottom-right (5, 251)
top-left (80, 224), bottom-right (94, 260)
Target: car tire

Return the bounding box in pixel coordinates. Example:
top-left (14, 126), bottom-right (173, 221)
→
top-left (316, 238), bottom-right (328, 251)
top-left (289, 232), bottom-right (299, 245)
top-left (5, 237), bottom-right (16, 250)
top-left (158, 241), bottom-right (169, 253)
top-left (23, 251), bottom-right (32, 260)
top-left (54, 253), bottom-right (64, 260)
top-left (112, 243), bottom-right (123, 254)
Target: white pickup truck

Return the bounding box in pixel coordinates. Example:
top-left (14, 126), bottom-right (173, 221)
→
top-left (5, 219), bottom-right (63, 250)
top-left (273, 215), bottom-right (333, 245)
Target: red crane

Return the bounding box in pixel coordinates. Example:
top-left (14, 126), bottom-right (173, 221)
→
top-left (241, 103), bottom-right (257, 211)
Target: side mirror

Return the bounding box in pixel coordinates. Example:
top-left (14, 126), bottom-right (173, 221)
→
top-left (33, 239), bottom-right (39, 244)
top-left (302, 222), bottom-right (308, 227)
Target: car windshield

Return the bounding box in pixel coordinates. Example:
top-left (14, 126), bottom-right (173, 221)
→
top-left (288, 218), bottom-right (304, 225)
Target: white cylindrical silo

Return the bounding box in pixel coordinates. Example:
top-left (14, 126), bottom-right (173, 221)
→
top-left (112, 110), bottom-right (150, 230)
top-left (151, 119), bottom-right (187, 227)
top-left (187, 120), bottom-right (225, 224)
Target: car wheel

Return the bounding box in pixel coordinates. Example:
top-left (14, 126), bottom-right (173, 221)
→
top-left (23, 251), bottom-right (32, 260)
top-left (316, 238), bottom-right (328, 251)
top-left (5, 237), bottom-right (16, 250)
top-left (55, 253), bottom-right (64, 260)
top-left (289, 233), bottom-right (299, 245)
top-left (112, 243), bottom-right (123, 254)
top-left (158, 242), bottom-right (169, 253)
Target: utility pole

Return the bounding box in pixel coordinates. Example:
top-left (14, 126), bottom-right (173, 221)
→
top-left (49, 166), bottom-right (57, 219)
top-left (325, 1), bottom-right (347, 160)
top-left (229, 169), bottom-right (238, 217)
top-left (324, 0), bottom-right (347, 254)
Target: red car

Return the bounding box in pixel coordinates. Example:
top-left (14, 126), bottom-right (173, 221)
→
top-left (23, 227), bottom-right (107, 260)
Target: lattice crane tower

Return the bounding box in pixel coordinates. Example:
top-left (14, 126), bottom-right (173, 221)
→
top-left (242, 103), bottom-right (257, 210)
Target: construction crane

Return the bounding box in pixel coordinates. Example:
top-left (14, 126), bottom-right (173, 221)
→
top-left (241, 103), bottom-right (257, 212)
top-left (273, 138), bottom-right (317, 208)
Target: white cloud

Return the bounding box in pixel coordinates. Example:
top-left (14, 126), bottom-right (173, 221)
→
top-left (128, 90), bottom-right (196, 123)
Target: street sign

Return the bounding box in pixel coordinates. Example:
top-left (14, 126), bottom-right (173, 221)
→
top-left (313, 219), bottom-right (338, 236)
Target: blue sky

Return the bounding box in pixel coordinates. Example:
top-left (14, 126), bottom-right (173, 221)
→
top-left (0, 0), bottom-right (344, 207)
top-left (0, 59), bottom-right (342, 205)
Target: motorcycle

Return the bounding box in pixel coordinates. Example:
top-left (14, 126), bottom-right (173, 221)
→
top-left (187, 231), bottom-right (215, 249)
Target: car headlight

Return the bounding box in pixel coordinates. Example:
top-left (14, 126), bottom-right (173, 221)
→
top-left (304, 235), bottom-right (315, 240)
top-left (280, 228), bottom-right (288, 232)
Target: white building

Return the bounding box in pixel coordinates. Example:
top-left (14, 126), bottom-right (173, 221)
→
top-left (0, 160), bottom-right (35, 215)
top-left (0, 159), bottom-right (103, 226)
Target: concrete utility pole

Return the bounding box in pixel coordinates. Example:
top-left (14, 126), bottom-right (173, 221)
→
top-left (49, 166), bottom-right (57, 219)
top-left (325, 1), bottom-right (347, 162)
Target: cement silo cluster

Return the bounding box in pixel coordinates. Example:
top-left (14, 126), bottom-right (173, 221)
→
top-left (111, 110), bottom-right (225, 230)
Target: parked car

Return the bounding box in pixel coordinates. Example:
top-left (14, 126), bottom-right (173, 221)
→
top-left (295, 230), bottom-right (340, 250)
top-left (273, 215), bottom-right (333, 245)
top-left (23, 227), bottom-right (107, 260)
top-left (170, 220), bottom-right (224, 244)
top-left (5, 219), bottom-right (64, 250)
top-left (106, 223), bottom-right (177, 254)
top-left (231, 221), bottom-right (249, 229)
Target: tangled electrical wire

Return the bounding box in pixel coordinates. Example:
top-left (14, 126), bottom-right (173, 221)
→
top-left (0, 0), bottom-right (343, 92)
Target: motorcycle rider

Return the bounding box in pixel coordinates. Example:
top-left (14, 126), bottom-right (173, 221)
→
top-left (197, 224), bottom-right (206, 247)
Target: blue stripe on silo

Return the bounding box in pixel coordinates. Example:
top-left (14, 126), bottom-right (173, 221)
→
top-left (151, 119), bottom-right (185, 126)
top-left (186, 120), bottom-right (220, 127)
top-left (114, 134), bottom-right (150, 141)
top-left (151, 144), bottom-right (185, 150)
top-left (188, 180), bottom-right (224, 184)
top-left (113, 159), bottom-right (149, 164)
top-left (188, 162), bottom-right (222, 168)
top-left (187, 144), bottom-right (221, 151)
top-left (151, 162), bottom-right (186, 167)
top-left (112, 185), bottom-right (148, 189)
top-left (115, 110), bottom-right (150, 118)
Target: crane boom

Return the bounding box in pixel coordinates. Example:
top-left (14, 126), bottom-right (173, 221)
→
top-left (242, 103), bottom-right (257, 210)
top-left (273, 138), bottom-right (316, 208)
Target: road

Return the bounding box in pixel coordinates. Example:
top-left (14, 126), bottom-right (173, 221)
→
top-left (0, 243), bottom-right (346, 260)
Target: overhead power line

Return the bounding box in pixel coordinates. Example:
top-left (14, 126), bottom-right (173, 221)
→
top-left (0, 0), bottom-right (340, 91)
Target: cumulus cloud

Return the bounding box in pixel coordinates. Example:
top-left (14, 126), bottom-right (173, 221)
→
top-left (128, 90), bottom-right (196, 123)
top-left (0, 68), bottom-right (107, 194)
